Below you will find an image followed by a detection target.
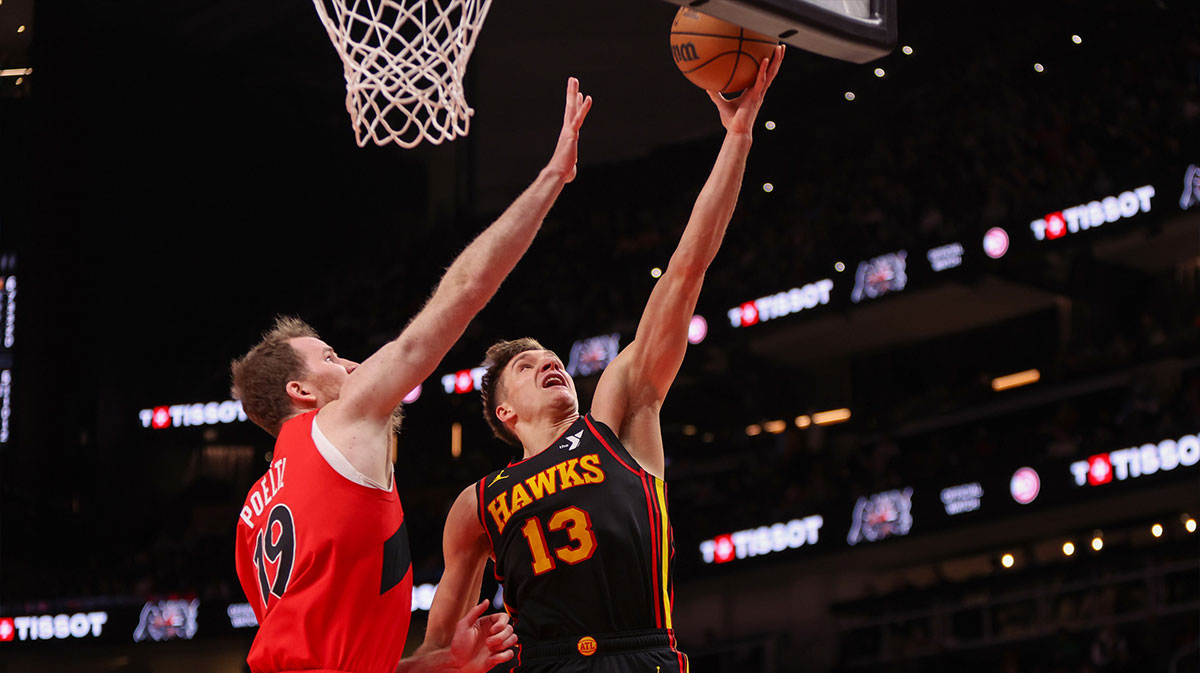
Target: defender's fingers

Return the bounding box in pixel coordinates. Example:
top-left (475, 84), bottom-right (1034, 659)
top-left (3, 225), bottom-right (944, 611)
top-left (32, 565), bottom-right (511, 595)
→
top-left (493, 633), bottom-right (518, 651)
top-left (487, 613), bottom-right (511, 633)
top-left (485, 624), bottom-right (514, 648)
top-left (488, 649), bottom-right (516, 665)
top-left (459, 600), bottom-right (489, 628)
top-left (484, 620), bottom-right (513, 642)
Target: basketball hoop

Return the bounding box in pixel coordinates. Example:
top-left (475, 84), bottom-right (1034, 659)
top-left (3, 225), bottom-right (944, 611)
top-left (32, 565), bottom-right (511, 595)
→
top-left (311, 0), bottom-right (493, 147)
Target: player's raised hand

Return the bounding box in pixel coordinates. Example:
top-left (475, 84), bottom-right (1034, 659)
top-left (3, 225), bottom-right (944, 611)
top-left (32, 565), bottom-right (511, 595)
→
top-left (448, 600), bottom-right (517, 673)
top-left (545, 76), bottom-right (593, 184)
top-left (707, 44), bottom-right (784, 136)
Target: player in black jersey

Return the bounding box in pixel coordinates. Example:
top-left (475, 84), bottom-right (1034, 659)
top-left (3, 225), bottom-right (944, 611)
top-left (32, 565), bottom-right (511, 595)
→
top-left (421, 47), bottom-right (785, 672)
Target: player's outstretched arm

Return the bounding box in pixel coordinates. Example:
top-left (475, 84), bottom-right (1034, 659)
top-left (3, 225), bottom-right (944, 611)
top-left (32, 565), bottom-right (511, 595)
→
top-left (592, 48), bottom-right (783, 479)
top-left (325, 80), bottom-right (592, 431)
top-left (408, 485), bottom-right (505, 672)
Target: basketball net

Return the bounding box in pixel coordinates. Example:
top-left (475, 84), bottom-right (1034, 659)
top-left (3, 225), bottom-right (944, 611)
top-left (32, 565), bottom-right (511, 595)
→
top-left (312, 0), bottom-right (493, 148)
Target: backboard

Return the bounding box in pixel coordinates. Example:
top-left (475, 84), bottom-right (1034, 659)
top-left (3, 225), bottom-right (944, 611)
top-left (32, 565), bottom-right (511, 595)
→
top-left (662, 0), bottom-right (897, 64)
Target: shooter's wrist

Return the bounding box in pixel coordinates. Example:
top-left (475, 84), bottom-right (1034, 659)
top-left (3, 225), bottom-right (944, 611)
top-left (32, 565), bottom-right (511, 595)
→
top-left (538, 164), bottom-right (574, 187)
top-left (724, 129), bottom-right (754, 145)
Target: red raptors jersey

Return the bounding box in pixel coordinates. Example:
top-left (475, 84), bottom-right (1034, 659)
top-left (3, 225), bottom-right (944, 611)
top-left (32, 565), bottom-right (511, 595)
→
top-left (235, 410), bottom-right (413, 673)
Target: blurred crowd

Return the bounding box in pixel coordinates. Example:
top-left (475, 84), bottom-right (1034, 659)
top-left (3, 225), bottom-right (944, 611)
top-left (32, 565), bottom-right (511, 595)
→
top-left (830, 541), bottom-right (1199, 673)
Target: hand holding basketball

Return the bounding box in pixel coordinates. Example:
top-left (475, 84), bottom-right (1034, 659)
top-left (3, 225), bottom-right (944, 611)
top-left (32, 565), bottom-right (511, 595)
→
top-left (707, 45), bottom-right (785, 136)
top-left (546, 77), bottom-right (593, 184)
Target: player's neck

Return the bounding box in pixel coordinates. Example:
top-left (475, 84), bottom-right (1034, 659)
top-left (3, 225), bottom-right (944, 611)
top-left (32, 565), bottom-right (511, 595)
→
top-left (519, 412), bottom-right (581, 459)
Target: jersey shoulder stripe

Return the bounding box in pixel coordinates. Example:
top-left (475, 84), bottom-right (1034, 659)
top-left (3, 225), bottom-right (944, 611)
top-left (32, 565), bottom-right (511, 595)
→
top-left (583, 415), bottom-right (643, 476)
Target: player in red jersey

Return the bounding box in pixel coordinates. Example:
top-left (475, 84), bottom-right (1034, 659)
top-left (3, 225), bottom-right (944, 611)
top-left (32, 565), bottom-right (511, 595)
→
top-left (230, 78), bottom-right (592, 673)
top-left (421, 50), bottom-right (784, 671)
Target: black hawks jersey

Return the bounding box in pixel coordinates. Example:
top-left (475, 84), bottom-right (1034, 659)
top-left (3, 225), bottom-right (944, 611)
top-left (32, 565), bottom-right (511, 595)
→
top-left (477, 414), bottom-right (677, 644)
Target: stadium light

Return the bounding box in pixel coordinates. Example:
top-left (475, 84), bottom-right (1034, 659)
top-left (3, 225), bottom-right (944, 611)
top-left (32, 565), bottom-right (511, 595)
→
top-left (813, 408), bottom-right (851, 426)
top-left (992, 369), bottom-right (1040, 391)
top-left (764, 420), bottom-right (786, 434)
top-left (1000, 553), bottom-right (1015, 568)
top-left (745, 424), bottom-right (762, 437)
top-left (794, 415), bottom-right (811, 429)
top-left (1062, 541), bottom-right (1075, 556)
top-left (650, 267), bottom-right (662, 278)
top-left (1071, 35), bottom-right (1082, 44)
top-left (1091, 536), bottom-right (1103, 551)
top-left (1186, 517), bottom-right (1197, 534)
top-left (682, 424), bottom-right (697, 436)
top-left (450, 422), bottom-right (462, 458)
top-left (1151, 523), bottom-right (1163, 538)
top-left (901, 45), bottom-right (913, 55)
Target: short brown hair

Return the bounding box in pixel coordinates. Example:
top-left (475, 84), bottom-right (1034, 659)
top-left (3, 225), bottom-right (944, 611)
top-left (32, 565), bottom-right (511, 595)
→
top-left (231, 316), bottom-right (319, 437)
top-left (480, 338), bottom-right (545, 446)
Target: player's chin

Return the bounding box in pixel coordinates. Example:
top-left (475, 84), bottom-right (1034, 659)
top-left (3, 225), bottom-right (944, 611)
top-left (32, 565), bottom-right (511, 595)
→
top-left (543, 386), bottom-right (578, 408)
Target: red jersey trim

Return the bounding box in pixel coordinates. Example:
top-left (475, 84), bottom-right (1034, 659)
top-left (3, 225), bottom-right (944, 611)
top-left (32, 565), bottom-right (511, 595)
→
top-left (583, 415), bottom-right (643, 477)
top-left (668, 629), bottom-right (688, 672)
top-left (641, 474), bottom-right (663, 629)
top-left (478, 477), bottom-right (502, 580)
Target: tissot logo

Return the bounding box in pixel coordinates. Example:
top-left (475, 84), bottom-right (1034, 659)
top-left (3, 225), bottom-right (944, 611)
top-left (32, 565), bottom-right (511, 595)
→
top-left (727, 280), bottom-right (834, 328)
top-left (1030, 185), bottom-right (1155, 241)
top-left (712, 534), bottom-right (735, 563)
top-left (0, 612), bottom-right (108, 642)
top-left (139, 400), bottom-right (247, 429)
top-left (1070, 433), bottom-right (1199, 487)
top-left (699, 515), bottom-right (823, 564)
top-left (1086, 454), bottom-right (1112, 485)
top-left (441, 367), bottom-right (485, 394)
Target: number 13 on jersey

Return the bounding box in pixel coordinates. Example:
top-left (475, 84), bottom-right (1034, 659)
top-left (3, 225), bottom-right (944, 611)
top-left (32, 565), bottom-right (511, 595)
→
top-left (519, 506), bottom-right (597, 575)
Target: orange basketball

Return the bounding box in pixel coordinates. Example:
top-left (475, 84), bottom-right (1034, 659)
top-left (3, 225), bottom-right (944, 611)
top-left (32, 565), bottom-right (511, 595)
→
top-left (670, 7), bottom-right (778, 94)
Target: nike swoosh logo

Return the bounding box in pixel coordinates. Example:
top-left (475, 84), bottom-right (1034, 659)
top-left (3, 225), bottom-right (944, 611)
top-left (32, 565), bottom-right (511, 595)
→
top-left (489, 471), bottom-right (509, 487)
